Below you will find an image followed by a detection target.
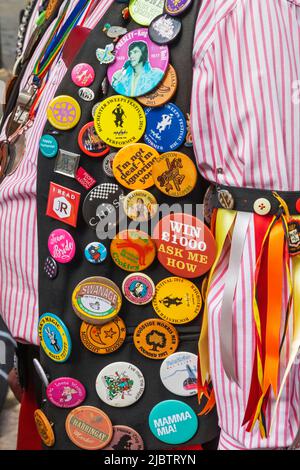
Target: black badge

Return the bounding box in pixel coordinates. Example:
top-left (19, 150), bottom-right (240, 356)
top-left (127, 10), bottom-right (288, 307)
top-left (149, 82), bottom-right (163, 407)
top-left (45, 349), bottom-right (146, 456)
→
top-left (44, 256), bottom-right (58, 280)
top-left (149, 13), bottom-right (182, 45)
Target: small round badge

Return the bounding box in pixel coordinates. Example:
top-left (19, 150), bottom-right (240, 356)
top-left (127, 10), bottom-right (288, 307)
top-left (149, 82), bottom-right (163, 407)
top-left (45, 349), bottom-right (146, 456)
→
top-left (123, 190), bottom-right (158, 221)
top-left (134, 318), bottom-right (179, 360)
top-left (149, 13), bottom-right (182, 45)
top-left (122, 272), bottom-right (155, 305)
top-left (160, 352), bottom-right (198, 396)
top-left (34, 409), bottom-right (55, 447)
top-left (43, 256), bottom-right (58, 280)
top-left (84, 242), bottom-right (107, 264)
top-left (65, 406), bottom-right (113, 450)
top-left (71, 63), bottom-right (95, 87)
top-left (78, 122), bottom-right (110, 157)
top-left (78, 87), bottom-right (95, 101)
top-left (165, 0), bottom-right (192, 16)
top-left (46, 377), bottom-right (86, 408)
top-left (111, 229), bottom-right (156, 271)
top-left (47, 95), bottom-right (81, 130)
top-left (144, 103), bottom-right (187, 152)
top-left (39, 134), bottom-right (58, 158)
top-left (129, 0), bottom-right (164, 26)
top-left (94, 95), bottom-right (146, 148)
top-left (95, 362), bottom-right (145, 407)
top-left (152, 277), bottom-right (202, 324)
top-left (39, 313), bottom-right (72, 362)
top-left (80, 316), bottom-right (126, 354)
top-left (107, 28), bottom-right (169, 97)
top-left (48, 229), bottom-right (76, 264)
top-left (104, 425), bottom-right (144, 450)
top-left (72, 276), bottom-right (122, 325)
top-left (149, 400), bottom-right (198, 444)
top-left (103, 152), bottom-right (117, 177)
top-left (137, 64), bottom-right (177, 107)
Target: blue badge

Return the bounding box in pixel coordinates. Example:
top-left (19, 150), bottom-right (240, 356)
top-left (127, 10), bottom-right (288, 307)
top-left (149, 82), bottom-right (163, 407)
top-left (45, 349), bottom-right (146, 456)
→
top-left (144, 103), bottom-right (187, 152)
top-left (38, 313), bottom-right (72, 363)
top-left (148, 400), bottom-right (198, 444)
top-left (39, 134), bottom-right (58, 158)
top-left (84, 242), bottom-right (107, 264)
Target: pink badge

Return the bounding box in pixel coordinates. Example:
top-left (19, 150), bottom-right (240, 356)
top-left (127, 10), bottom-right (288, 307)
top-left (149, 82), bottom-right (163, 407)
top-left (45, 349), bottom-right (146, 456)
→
top-left (76, 167), bottom-right (97, 190)
top-left (71, 63), bottom-right (95, 87)
top-left (46, 377), bottom-right (86, 408)
top-left (48, 229), bottom-right (76, 264)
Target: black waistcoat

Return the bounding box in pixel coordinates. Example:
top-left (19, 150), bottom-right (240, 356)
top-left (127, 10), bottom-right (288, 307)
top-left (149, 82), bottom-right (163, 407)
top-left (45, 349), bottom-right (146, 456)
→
top-left (37, 0), bottom-right (219, 450)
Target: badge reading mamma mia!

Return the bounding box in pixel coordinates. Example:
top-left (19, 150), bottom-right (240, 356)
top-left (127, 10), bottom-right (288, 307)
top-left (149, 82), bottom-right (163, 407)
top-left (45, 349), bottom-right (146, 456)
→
top-left (107, 28), bottom-right (169, 97)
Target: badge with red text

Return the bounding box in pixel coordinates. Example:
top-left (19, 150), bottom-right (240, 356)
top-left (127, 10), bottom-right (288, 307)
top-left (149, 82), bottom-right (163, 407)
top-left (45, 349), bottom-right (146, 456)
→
top-left (48, 229), bottom-right (76, 264)
top-left (46, 182), bottom-right (81, 228)
top-left (153, 213), bottom-right (216, 278)
top-left (46, 377), bottom-right (86, 408)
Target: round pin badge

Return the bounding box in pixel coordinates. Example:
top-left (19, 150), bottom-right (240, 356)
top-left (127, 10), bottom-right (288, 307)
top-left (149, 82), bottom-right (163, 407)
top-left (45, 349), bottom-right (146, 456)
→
top-left (34, 409), bottom-right (55, 447)
top-left (149, 13), bottom-right (182, 45)
top-left (94, 95), bottom-right (146, 148)
top-left (137, 64), bottom-right (177, 107)
top-left (123, 190), bottom-right (158, 221)
top-left (78, 87), bottom-right (95, 102)
top-left (122, 272), bottom-right (155, 305)
top-left (65, 406), bottom-right (113, 450)
top-left (84, 242), bottom-right (107, 264)
top-left (78, 122), bottom-right (110, 157)
top-left (107, 28), bottom-right (169, 97)
top-left (152, 277), bottom-right (202, 324)
top-left (80, 316), bottom-right (126, 354)
top-left (47, 95), bottom-right (81, 130)
top-left (103, 152), bottom-right (117, 177)
top-left (153, 213), bottom-right (217, 278)
top-left (95, 362), bottom-right (145, 407)
top-left (39, 313), bottom-right (72, 362)
top-left (92, 101), bottom-right (102, 118)
top-left (111, 229), bottom-right (156, 271)
top-left (149, 400), bottom-right (198, 444)
top-left (104, 425), bottom-right (144, 450)
top-left (43, 256), bottom-right (58, 280)
top-left (203, 184), bottom-right (214, 225)
top-left (129, 0), bottom-right (164, 26)
top-left (71, 276), bottom-right (122, 325)
top-left (39, 134), bottom-right (58, 158)
top-left (134, 318), bottom-right (179, 360)
top-left (46, 377), bottom-right (86, 408)
top-left (71, 63), bottom-right (95, 87)
top-left (152, 152), bottom-right (197, 197)
top-left (165, 0), bottom-right (192, 16)
top-left (48, 229), bottom-right (76, 264)
top-left (112, 143), bottom-right (159, 190)
top-left (144, 103), bottom-right (187, 152)
top-left (160, 352), bottom-right (198, 396)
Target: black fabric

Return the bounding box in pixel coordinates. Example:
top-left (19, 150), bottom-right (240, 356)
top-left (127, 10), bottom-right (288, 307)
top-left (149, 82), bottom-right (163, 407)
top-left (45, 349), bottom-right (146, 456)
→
top-left (37, 1), bottom-right (219, 450)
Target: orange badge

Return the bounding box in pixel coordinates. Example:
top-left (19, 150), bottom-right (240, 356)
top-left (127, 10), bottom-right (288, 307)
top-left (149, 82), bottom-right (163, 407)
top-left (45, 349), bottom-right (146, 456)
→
top-left (80, 317), bottom-right (126, 354)
top-left (34, 409), bottom-right (55, 447)
top-left (137, 65), bottom-right (178, 107)
top-left (111, 229), bottom-right (156, 271)
top-left (133, 318), bottom-right (179, 360)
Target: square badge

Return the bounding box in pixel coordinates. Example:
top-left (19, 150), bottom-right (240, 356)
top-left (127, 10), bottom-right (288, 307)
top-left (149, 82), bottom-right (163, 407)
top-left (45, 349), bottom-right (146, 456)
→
top-left (46, 182), bottom-right (81, 227)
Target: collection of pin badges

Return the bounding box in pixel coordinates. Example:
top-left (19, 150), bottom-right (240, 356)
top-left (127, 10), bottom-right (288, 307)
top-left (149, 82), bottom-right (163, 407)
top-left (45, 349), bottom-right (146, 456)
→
top-left (36, 0), bottom-right (217, 449)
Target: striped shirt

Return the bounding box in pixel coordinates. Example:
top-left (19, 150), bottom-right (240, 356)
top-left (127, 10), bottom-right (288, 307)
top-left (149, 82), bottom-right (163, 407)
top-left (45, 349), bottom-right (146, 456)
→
top-left (191, 0), bottom-right (300, 449)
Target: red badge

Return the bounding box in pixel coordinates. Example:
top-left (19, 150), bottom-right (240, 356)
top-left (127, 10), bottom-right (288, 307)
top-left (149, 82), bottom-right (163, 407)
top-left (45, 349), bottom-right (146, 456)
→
top-left (153, 213), bottom-right (217, 278)
top-left (46, 182), bottom-right (81, 227)
top-left (75, 167), bottom-right (96, 190)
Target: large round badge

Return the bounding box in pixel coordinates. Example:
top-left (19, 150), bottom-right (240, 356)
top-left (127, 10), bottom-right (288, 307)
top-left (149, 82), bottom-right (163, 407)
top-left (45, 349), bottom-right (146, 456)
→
top-left (95, 362), bottom-right (145, 407)
top-left (152, 151), bottom-right (197, 197)
top-left (122, 272), bottom-right (155, 305)
top-left (39, 313), bottom-right (72, 362)
top-left (94, 95), bottom-right (146, 148)
top-left (65, 406), bottom-right (113, 450)
top-left (46, 377), bottom-right (86, 408)
top-left (72, 277), bottom-right (122, 325)
top-left (165, 0), bottom-right (192, 16)
top-left (78, 122), bottom-right (110, 157)
top-left (149, 13), bottom-right (182, 45)
top-left (47, 95), bottom-right (81, 130)
top-left (39, 134), bottom-right (58, 158)
top-left (144, 103), bottom-right (187, 152)
top-left (137, 64), bottom-right (177, 107)
top-left (112, 143), bottom-right (159, 190)
top-left (48, 229), bottom-right (76, 264)
top-left (111, 229), bottom-right (156, 271)
top-left (71, 63), bottom-right (95, 87)
top-left (152, 277), bottom-right (202, 324)
top-left (133, 318), bottom-right (179, 359)
top-left (160, 352), bottom-right (198, 396)
top-left (104, 425), bottom-right (144, 450)
top-left (84, 242), bottom-right (107, 264)
top-left (107, 28), bottom-right (169, 97)
top-left (129, 0), bottom-right (164, 26)
top-left (80, 316), bottom-right (126, 354)
top-left (153, 213), bottom-right (217, 277)
top-left (34, 409), bottom-right (55, 447)
top-left (148, 400), bottom-right (198, 444)
top-left (123, 190), bottom-right (158, 221)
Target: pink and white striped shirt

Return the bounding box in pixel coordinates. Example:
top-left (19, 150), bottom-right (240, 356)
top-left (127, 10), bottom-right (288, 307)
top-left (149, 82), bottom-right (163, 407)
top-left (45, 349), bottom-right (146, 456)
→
top-left (191, 0), bottom-right (300, 449)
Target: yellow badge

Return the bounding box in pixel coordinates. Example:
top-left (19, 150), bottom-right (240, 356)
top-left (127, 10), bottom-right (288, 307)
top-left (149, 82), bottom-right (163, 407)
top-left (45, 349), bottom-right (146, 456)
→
top-left (94, 95), bottom-right (146, 148)
top-left (47, 95), bottom-right (81, 130)
top-left (123, 189), bottom-right (158, 221)
top-left (133, 318), bottom-right (179, 360)
top-left (34, 409), bottom-right (55, 447)
top-left (110, 229), bottom-right (156, 271)
top-left (152, 277), bottom-right (202, 324)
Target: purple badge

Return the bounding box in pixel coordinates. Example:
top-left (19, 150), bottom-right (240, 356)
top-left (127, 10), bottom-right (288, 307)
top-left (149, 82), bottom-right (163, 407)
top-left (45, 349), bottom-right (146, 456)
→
top-left (165, 0), bottom-right (192, 16)
top-left (46, 377), bottom-right (86, 408)
top-left (71, 63), bottom-right (95, 87)
top-left (48, 229), bottom-right (76, 264)
top-left (107, 28), bottom-right (169, 97)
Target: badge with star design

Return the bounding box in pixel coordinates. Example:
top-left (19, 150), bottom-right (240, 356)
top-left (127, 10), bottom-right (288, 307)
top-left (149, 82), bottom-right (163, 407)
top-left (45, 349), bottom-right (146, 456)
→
top-left (80, 317), bottom-right (126, 354)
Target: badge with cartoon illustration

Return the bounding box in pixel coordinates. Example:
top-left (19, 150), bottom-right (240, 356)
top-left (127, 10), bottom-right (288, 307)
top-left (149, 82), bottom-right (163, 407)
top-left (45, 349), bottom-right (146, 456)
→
top-left (78, 122), bottom-right (110, 157)
top-left (84, 242), bottom-right (107, 264)
top-left (288, 219), bottom-right (300, 256)
top-left (46, 377), bottom-right (86, 408)
top-left (38, 313), bottom-right (72, 362)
